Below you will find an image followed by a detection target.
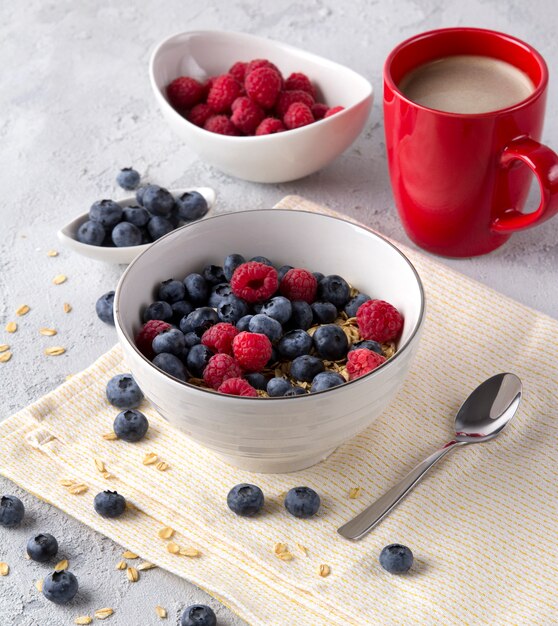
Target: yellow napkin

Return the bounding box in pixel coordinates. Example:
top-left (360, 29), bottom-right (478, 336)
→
top-left (1, 195), bottom-right (557, 625)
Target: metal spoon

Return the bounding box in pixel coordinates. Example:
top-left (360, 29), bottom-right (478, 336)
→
top-left (337, 373), bottom-right (522, 540)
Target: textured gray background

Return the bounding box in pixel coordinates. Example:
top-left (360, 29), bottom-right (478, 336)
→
top-left (1, 0), bottom-right (557, 624)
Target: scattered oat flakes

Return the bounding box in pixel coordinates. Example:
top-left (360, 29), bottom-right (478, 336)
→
top-left (54, 559), bottom-right (68, 572)
top-left (158, 527), bottom-right (175, 540)
top-left (155, 605), bottom-right (167, 619)
top-left (5, 322), bottom-right (17, 333)
top-left (122, 550), bottom-right (138, 559)
top-left (156, 461), bottom-right (169, 471)
top-left (68, 483), bottom-right (88, 495)
top-left (115, 560), bottom-right (127, 570)
top-left (16, 305), bottom-right (30, 316)
top-left (35, 579), bottom-right (43, 592)
top-left (74, 617), bottom-right (92, 625)
top-left (63, 302), bottom-right (72, 313)
top-left (126, 567), bottom-right (139, 583)
top-left (45, 346), bottom-right (66, 356)
top-left (349, 487), bottom-right (362, 499)
top-left (53, 274), bottom-right (67, 285)
top-left (138, 562), bottom-right (157, 571)
top-left (94, 458), bottom-right (106, 473)
top-left (0, 352), bottom-right (12, 363)
top-left (102, 471), bottom-right (113, 479)
top-left (59, 479), bottom-right (75, 487)
top-left (94, 607), bottom-right (114, 619)
top-left (47, 249), bottom-right (59, 257)
top-left (0, 562), bottom-right (9, 576)
top-left (0, 344), bottom-right (8, 353)
top-left (179, 547), bottom-right (201, 558)
top-left (102, 432), bottom-right (118, 440)
top-left (317, 564), bottom-right (331, 577)
top-left (39, 327), bottom-right (57, 336)
top-left (143, 452), bottom-right (158, 465)
top-left (296, 543), bottom-right (308, 556)
top-left (166, 542), bottom-right (180, 554)
top-left (274, 543), bottom-right (294, 561)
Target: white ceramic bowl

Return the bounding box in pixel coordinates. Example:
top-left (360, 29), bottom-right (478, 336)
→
top-left (57, 187), bottom-right (215, 264)
top-left (149, 31), bottom-right (373, 183)
top-left (115, 210), bottom-right (425, 473)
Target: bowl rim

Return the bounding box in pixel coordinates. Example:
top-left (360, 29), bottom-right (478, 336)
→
top-left (114, 208), bottom-right (425, 401)
top-left (149, 29), bottom-right (374, 143)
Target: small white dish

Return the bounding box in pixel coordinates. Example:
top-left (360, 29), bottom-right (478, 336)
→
top-left (57, 187), bottom-right (216, 265)
top-left (149, 31), bottom-right (373, 183)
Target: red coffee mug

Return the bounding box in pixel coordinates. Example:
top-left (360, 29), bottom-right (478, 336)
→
top-left (384, 27), bottom-right (558, 257)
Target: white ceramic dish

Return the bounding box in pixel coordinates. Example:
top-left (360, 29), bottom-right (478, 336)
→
top-left (57, 187), bottom-right (216, 265)
top-left (115, 209), bottom-right (425, 474)
top-left (149, 31), bottom-right (373, 183)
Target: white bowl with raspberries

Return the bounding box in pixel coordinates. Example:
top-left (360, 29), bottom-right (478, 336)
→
top-left (149, 30), bottom-right (373, 183)
top-left (114, 209), bottom-right (424, 473)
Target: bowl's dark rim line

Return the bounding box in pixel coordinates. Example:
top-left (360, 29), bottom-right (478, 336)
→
top-left (114, 208), bottom-right (426, 401)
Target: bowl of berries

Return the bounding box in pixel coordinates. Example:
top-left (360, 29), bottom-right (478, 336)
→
top-left (149, 30), bottom-right (373, 182)
top-left (114, 209), bottom-right (424, 473)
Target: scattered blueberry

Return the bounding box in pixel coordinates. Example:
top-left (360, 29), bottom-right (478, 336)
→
top-left (179, 307), bottom-right (219, 335)
top-left (313, 271), bottom-right (324, 283)
top-left (171, 300), bottom-right (194, 324)
top-left (267, 377), bottom-right (292, 397)
top-left (176, 191), bottom-right (209, 221)
top-left (227, 483), bottom-right (264, 516)
top-left (142, 184), bottom-right (175, 217)
top-left (27, 534), bottom-right (58, 562)
top-left (249, 314), bottom-right (282, 343)
top-left (123, 205), bottom-right (150, 228)
top-left (277, 329), bottom-right (312, 360)
top-left (379, 544), bottom-right (414, 574)
top-left (244, 372), bottom-right (267, 390)
top-left (236, 314), bottom-right (253, 332)
top-left (89, 199), bottom-right (123, 228)
top-left (96, 291), bottom-right (115, 325)
top-left (181, 604), bottom-right (217, 626)
top-left (350, 339), bottom-right (383, 354)
top-left (116, 167), bottom-right (141, 190)
top-left (0, 495), bottom-right (25, 528)
top-left (284, 487), bottom-right (320, 518)
top-left (158, 279), bottom-right (186, 303)
top-left (208, 283), bottom-right (233, 308)
top-left (277, 264), bottom-right (294, 281)
top-left (113, 409), bottom-right (149, 442)
top-left (111, 221), bottom-right (142, 247)
top-left (250, 255), bottom-right (273, 266)
top-left (311, 301), bottom-right (338, 324)
top-left (183, 331), bottom-right (201, 349)
top-left (312, 324), bottom-right (349, 360)
top-left (311, 371), bottom-right (345, 393)
top-left (284, 386), bottom-right (307, 396)
top-left (106, 373), bottom-right (144, 409)
top-left (202, 264), bottom-right (226, 286)
top-left (260, 296), bottom-right (292, 324)
top-left (143, 300), bottom-right (173, 323)
top-left (136, 186), bottom-right (147, 205)
top-left (223, 253), bottom-right (246, 281)
top-left (318, 275), bottom-right (351, 308)
top-left (147, 216), bottom-right (174, 240)
top-left (217, 296), bottom-right (249, 324)
top-left (344, 293), bottom-right (371, 318)
top-left (290, 355), bottom-right (324, 382)
top-left (42, 570), bottom-right (79, 605)
top-left (183, 273), bottom-right (209, 306)
top-left (153, 352), bottom-right (188, 381)
top-left (94, 490), bottom-right (126, 518)
top-left (186, 344), bottom-right (213, 377)
top-left (287, 300), bottom-right (313, 330)
top-left (77, 220), bottom-right (105, 246)
top-left (152, 328), bottom-right (186, 355)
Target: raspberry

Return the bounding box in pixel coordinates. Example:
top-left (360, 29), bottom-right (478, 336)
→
top-left (284, 102), bottom-right (314, 130)
top-left (325, 106), bottom-right (345, 118)
top-left (207, 74), bottom-right (241, 113)
top-left (187, 103), bottom-right (213, 127)
top-left (245, 59), bottom-right (282, 79)
top-left (218, 377), bottom-right (258, 397)
top-left (245, 67), bottom-right (282, 109)
top-left (232, 331), bottom-right (272, 371)
top-left (230, 97), bottom-right (265, 135)
top-left (285, 72), bottom-right (316, 99)
top-left (255, 117), bottom-right (285, 135)
top-left (275, 90), bottom-right (314, 118)
top-left (135, 319), bottom-right (172, 359)
top-left (311, 102), bottom-right (329, 120)
top-left (229, 61), bottom-right (247, 83)
top-left (230, 262), bottom-right (278, 303)
top-left (166, 76), bottom-right (204, 110)
top-left (204, 115), bottom-right (239, 136)
top-left (356, 299), bottom-right (403, 343)
top-left (203, 353), bottom-right (243, 389)
top-left (279, 268), bottom-right (317, 303)
top-left (203, 76), bottom-right (219, 98)
top-left (201, 322), bottom-right (239, 354)
top-left (346, 349), bottom-right (386, 380)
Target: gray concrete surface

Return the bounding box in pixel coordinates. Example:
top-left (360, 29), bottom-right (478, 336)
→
top-left (1, 0), bottom-right (557, 624)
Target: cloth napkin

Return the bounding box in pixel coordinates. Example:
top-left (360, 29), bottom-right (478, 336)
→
top-left (1, 195), bottom-right (557, 626)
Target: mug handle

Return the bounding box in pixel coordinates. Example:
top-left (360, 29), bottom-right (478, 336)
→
top-left (491, 136), bottom-right (558, 234)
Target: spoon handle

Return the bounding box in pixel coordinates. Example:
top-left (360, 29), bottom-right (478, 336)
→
top-left (337, 440), bottom-right (466, 540)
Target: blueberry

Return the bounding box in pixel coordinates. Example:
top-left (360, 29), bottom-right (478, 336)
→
top-left (113, 409), bottom-right (149, 442)
top-left (94, 490), bottom-right (126, 518)
top-left (123, 205), bottom-right (150, 227)
top-left (171, 300), bottom-right (193, 324)
top-left (95, 291), bottom-right (115, 325)
top-left (311, 301), bottom-right (338, 324)
top-left (227, 483), bottom-right (264, 517)
top-left (180, 307), bottom-right (219, 335)
top-left (345, 293), bottom-right (371, 318)
top-left (181, 604), bottom-right (217, 626)
top-left (267, 347), bottom-right (279, 366)
top-left (183, 273), bottom-right (209, 306)
top-left (136, 186), bottom-right (147, 205)
top-left (250, 255), bottom-right (273, 266)
top-left (89, 199), bottom-right (123, 228)
top-left (284, 487), bottom-right (320, 518)
top-left (236, 314), bottom-right (253, 331)
top-left (184, 331), bottom-right (201, 349)
top-left (313, 272), bottom-right (324, 283)
top-left (42, 570), bottom-right (79, 605)
top-left (143, 300), bottom-right (173, 323)
top-left (224, 253), bottom-right (245, 281)
top-left (260, 296), bottom-right (292, 324)
top-left (153, 352), bottom-right (187, 381)
top-left (379, 544), bottom-right (414, 574)
top-left (142, 184), bottom-right (175, 217)
top-left (147, 216), bottom-right (174, 240)
top-left (277, 264), bottom-right (293, 282)
top-left (152, 328), bottom-right (186, 355)
top-left (202, 264), bottom-right (225, 286)
top-left (77, 220), bottom-right (105, 246)
top-left (318, 275), bottom-right (350, 308)
top-left (175, 191), bottom-right (209, 221)
top-left (217, 296), bottom-right (249, 324)
top-left (287, 301), bottom-right (313, 330)
top-left (290, 355), bottom-right (324, 382)
top-left (27, 534), bottom-right (58, 562)
top-left (284, 386), bottom-right (307, 396)
top-left (311, 371), bottom-right (345, 393)
top-left (267, 377), bottom-right (292, 397)
top-left (313, 324), bottom-right (349, 360)
top-left (350, 339), bottom-right (383, 355)
top-left (208, 283), bottom-right (233, 308)
top-left (139, 227), bottom-right (152, 243)
top-left (106, 373), bottom-right (143, 409)
top-left (252, 303), bottom-right (264, 314)
top-left (186, 344), bottom-right (213, 377)
top-left (117, 167), bottom-right (140, 190)
top-left (158, 279), bottom-right (186, 303)
top-left (244, 372), bottom-right (267, 390)
top-left (277, 329), bottom-right (312, 360)
top-left (0, 495), bottom-right (25, 528)
top-left (111, 221), bottom-right (142, 247)
top-left (249, 314), bottom-right (282, 343)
